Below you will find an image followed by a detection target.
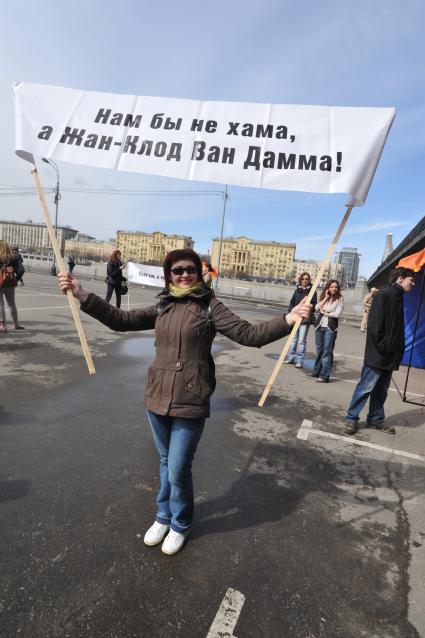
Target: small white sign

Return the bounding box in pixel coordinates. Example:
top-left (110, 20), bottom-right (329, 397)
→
top-left (127, 261), bottom-right (165, 288)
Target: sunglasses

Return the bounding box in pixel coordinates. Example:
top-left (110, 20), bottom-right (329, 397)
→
top-left (170, 266), bottom-right (198, 276)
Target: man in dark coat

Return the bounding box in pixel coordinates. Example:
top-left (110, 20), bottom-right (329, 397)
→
top-left (67, 256), bottom-right (76, 274)
top-left (12, 247), bottom-right (25, 285)
top-left (344, 267), bottom-right (415, 435)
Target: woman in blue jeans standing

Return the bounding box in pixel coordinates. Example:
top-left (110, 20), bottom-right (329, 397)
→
top-left (311, 280), bottom-right (344, 383)
top-left (58, 249), bottom-right (310, 555)
top-left (285, 272), bottom-right (317, 368)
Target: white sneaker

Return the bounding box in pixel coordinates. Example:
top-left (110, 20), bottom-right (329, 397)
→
top-left (161, 529), bottom-right (189, 555)
top-left (295, 362), bottom-right (302, 369)
top-left (143, 521), bottom-right (170, 546)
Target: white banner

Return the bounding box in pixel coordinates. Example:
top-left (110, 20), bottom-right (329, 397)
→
top-left (127, 261), bottom-right (165, 288)
top-left (14, 82), bottom-right (396, 205)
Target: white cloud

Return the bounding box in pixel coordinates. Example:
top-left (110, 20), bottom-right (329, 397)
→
top-left (297, 220), bottom-right (408, 243)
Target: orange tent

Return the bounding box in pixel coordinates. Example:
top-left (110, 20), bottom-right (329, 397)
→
top-left (397, 247), bottom-right (425, 272)
top-left (397, 245), bottom-right (425, 376)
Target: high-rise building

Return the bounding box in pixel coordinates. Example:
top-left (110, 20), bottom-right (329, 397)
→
top-left (116, 230), bottom-right (193, 262)
top-left (0, 219), bottom-right (78, 255)
top-left (211, 236), bottom-right (295, 279)
top-left (382, 233), bottom-right (394, 262)
top-left (336, 247), bottom-right (360, 288)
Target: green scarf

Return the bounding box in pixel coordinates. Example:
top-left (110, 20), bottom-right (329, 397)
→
top-left (169, 282), bottom-right (204, 298)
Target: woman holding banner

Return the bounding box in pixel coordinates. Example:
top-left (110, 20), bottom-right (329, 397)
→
top-left (105, 250), bottom-right (126, 308)
top-left (311, 280), bottom-right (344, 382)
top-left (58, 248), bottom-right (310, 555)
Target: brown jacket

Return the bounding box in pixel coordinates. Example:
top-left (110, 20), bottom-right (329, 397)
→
top-left (81, 288), bottom-right (291, 418)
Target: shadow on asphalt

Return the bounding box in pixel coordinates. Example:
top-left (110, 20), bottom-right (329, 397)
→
top-left (192, 439), bottom-right (425, 540)
top-left (385, 408), bottom-right (425, 429)
top-left (0, 479), bottom-right (31, 502)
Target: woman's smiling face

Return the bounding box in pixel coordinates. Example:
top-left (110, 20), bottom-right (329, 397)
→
top-left (170, 260), bottom-right (199, 288)
top-left (328, 282), bottom-right (339, 296)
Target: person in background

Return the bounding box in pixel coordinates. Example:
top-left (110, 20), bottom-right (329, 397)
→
top-left (0, 240), bottom-right (24, 332)
top-left (311, 279), bottom-right (344, 382)
top-left (201, 261), bottom-right (216, 288)
top-left (105, 250), bottom-right (125, 309)
top-left (360, 287), bottom-right (378, 332)
top-left (344, 267), bottom-right (415, 435)
top-left (67, 255), bottom-right (76, 274)
top-left (58, 248), bottom-right (311, 555)
top-left (12, 247), bottom-right (25, 286)
top-left (284, 272), bottom-right (317, 368)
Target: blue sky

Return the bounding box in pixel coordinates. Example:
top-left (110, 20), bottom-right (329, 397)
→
top-left (1, 0), bottom-right (424, 276)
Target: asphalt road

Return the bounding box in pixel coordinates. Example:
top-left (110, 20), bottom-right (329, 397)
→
top-left (1, 273), bottom-right (425, 638)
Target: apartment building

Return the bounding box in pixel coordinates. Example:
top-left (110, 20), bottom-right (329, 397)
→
top-left (292, 259), bottom-right (344, 286)
top-left (291, 259), bottom-right (330, 286)
top-left (65, 238), bottom-right (116, 262)
top-left (329, 261), bottom-right (344, 283)
top-left (116, 230), bottom-right (194, 262)
top-left (0, 219), bottom-right (78, 255)
top-left (211, 236), bottom-right (295, 279)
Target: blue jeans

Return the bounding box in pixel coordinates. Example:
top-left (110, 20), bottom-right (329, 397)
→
top-left (147, 411), bottom-right (205, 533)
top-left (346, 365), bottom-right (393, 425)
top-left (0, 287), bottom-right (18, 324)
top-left (287, 323), bottom-right (310, 364)
top-left (313, 327), bottom-right (336, 380)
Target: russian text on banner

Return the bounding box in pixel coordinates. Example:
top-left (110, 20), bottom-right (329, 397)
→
top-left (14, 82), bottom-right (395, 206)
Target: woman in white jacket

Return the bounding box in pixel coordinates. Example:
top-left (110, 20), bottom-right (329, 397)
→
top-left (311, 280), bottom-right (344, 382)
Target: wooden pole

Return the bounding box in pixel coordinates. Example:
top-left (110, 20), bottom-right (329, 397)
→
top-left (31, 168), bottom-right (96, 375)
top-left (258, 205), bottom-right (353, 407)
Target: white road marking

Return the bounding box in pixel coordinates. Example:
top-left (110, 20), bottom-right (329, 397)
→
top-left (207, 588), bottom-right (245, 638)
top-left (328, 375), bottom-right (423, 399)
top-left (6, 303), bottom-right (143, 313)
top-left (302, 356), bottom-right (423, 399)
top-left (297, 422), bottom-right (425, 462)
top-left (334, 352), bottom-right (364, 360)
top-left (17, 290), bottom-right (64, 298)
top-left (297, 419), bottom-right (313, 440)
top-left (5, 305), bottom-right (68, 312)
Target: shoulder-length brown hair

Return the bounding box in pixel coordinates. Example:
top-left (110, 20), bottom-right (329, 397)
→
top-left (163, 249), bottom-right (203, 289)
top-left (109, 250), bottom-right (121, 262)
top-left (298, 271), bottom-right (311, 285)
top-left (319, 279), bottom-right (342, 301)
top-left (0, 240), bottom-right (12, 263)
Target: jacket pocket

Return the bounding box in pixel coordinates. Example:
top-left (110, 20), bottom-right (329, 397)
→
top-left (183, 370), bottom-right (214, 403)
top-left (147, 366), bottom-right (157, 384)
top-left (145, 366), bottom-right (159, 398)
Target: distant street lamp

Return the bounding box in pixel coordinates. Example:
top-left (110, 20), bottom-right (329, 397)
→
top-left (215, 185), bottom-right (228, 289)
top-left (42, 158), bottom-right (61, 276)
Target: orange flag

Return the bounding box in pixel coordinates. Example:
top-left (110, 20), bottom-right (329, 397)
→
top-left (397, 248), bottom-right (425, 272)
